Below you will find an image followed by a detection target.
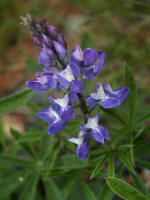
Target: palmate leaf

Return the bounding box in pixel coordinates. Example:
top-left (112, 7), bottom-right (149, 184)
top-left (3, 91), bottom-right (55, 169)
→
top-left (90, 155), bottom-right (107, 179)
top-left (63, 176), bottom-right (76, 198)
top-left (108, 153), bottom-right (115, 177)
top-left (79, 178), bottom-right (96, 200)
top-left (119, 152), bottom-right (135, 174)
top-left (106, 177), bottom-right (149, 200)
top-left (135, 111), bottom-right (150, 123)
top-left (125, 64), bottom-right (137, 122)
top-left (0, 89), bottom-right (34, 114)
top-left (11, 128), bottom-right (38, 160)
top-left (19, 172), bottom-right (39, 200)
top-left (0, 154), bottom-right (35, 168)
top-left (101, 107), bottom-right (127, 126)
top-left (0, 169), bottom-right (30, 198)
top-left (39, 133), bottom-right (54, 161)
top-left (43, 178), bottom-right (65, 200)
top-left (132, 173), bottom-right (150, 197)
top-left (98, 185), bottom-right (114, 200)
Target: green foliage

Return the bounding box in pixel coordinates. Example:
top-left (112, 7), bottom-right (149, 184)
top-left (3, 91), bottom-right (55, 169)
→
top-left (0, 89), bottom-right (34, 114)
top-left (106, 177), bottom-right (150, 200)
top-left (125, 64), bottom-right (137, 122)
top-left (19, 173), bottom-right (39, 200)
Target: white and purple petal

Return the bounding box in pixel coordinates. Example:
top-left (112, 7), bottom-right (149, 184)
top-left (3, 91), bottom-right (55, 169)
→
top-left (36, 108), bottom-right (55, 123)
top-left (48, 120), bottom-right (66, 134)
top-left (81, 114), bottom-right (100, 130)
top-left (94, 51), bottom-right (105, 75)
top-left (26, 80), bottom-right (49, 91)
top-left (87, 97), bottom-right (98, 107)
top-left (61, 106), bottom-right (74, 122)
top-left (76, 142), bottom-right (90, 160)
top-left (98, 125), bottom-right (109, 140)
top-left (91, 129), bottom-right (104, 144)
top-left (100, 97), bottom-right (121, 109)
top-left (69, 63), bottom-right (80, 79)
top-left (49, 94), bottom-right (69, 110)
top-left (70, 45), bottom-right (84, 67)
top-left (114, 87), bottom-right (130, 102)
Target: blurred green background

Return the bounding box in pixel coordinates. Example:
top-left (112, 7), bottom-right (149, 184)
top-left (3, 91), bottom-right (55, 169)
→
top-left (0, 0), bottom-right (149, 133)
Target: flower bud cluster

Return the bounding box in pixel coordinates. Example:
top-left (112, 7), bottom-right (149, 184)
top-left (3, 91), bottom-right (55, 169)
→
top-left (23, 15), bottom-right (130, 160)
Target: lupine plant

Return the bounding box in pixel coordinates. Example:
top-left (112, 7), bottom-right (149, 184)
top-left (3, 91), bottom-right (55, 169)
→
top-left (0, 14), bottom-right (149, 200)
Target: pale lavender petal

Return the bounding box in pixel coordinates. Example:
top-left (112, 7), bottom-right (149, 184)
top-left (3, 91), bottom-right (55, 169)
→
top-left (26, 80), bottom-right (49, 91)
top-left (57, 73), bottom-right (70, 87)
top-left (84, 48), bottom-right (98, 66)
top-left (70, 80), bottom-right (83, 94)
top-left (87, 97), bottom-right (98, 107)
top-left (76, 142), bottom-right (90, 160)
top-left (48, 120), bottom-right (66, 134)
top-left (61, 106), bottom-right (74, 122)
top-left (92, 130), bottom-right (104, 144)
top-left (98, 126), bottom-right (109, 140)
top-left (53, 41), bottom-right (66, 58)
top-left (100, 98), bottom-right (120, 109)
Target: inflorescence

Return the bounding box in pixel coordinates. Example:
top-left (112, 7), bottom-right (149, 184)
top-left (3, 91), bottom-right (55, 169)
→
top-left (21, 14), bottom-right (130, 160)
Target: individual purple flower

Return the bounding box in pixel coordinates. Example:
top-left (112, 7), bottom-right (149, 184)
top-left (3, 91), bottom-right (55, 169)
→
top-left (49, 92), bottom-right (76, 122)
top-left (26, 70), bottom-right (57, 91)
top-left (37, 93), bottom-right (75, 134)
top-left (57, 64), bottom-right (83, 93)
top-left (67, 130), bottom-right (90, 160)
top-left (70, 45), bottom-right (84, 68)
top-left (53, 40), bottom-right (67, 59)
top-left (38, 43), bottom-right (56, 67)
top-left (37, 104), bottom-right (65, 134)
top-left (80, 114), bottom-right (109, 144)
top-left (70, 45), bottom-right (105, 80)
top-left (87, 83), bottom-right (130, 109)
top-left (82, 49), bottom-right (105, 80)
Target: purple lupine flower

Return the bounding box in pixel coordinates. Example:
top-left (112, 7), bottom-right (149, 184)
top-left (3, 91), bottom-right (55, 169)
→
top-left (37, 104), bottom-right (65, 134)
top-left (53, 40), bottom-right (67, 59)
top-left (67, 130), bottom-right (90, 160)
top-left (26, 70), bottom-right (57, 91)
top-left (47, 25), bottom-right (57, 38)
top-left (57, 64), bottom-right (83, 93)
top-left (83, 49), bottom-right (105, 80)
top-left (70, 45), bottom-right (105, 80)
top-left (38, 43), bottom-right (56, 67)
top-left (70, 45), bottom-right (84, 68)
top-left (49, 92), bottom-right (75, 122)
top-left (37, 93), bottom-right (75, 134)
top-left (80, 114), bottom-right (109, 144)
top-left (87, 83), bottom-right (130, 109)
